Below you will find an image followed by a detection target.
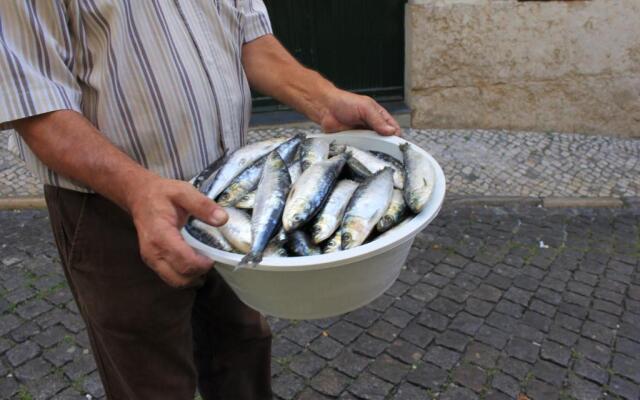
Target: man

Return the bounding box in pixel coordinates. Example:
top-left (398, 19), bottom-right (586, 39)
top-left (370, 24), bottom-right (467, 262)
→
top-left (0, 1), bottom-right (400, 399)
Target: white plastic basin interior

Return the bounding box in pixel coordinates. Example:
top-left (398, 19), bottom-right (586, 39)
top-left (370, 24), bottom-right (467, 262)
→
top-left (183, 130), bottom-right (446, 271)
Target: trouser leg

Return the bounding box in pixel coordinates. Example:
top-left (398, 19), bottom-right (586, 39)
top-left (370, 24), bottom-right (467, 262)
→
top-left (45, 186), bottom-right (199, 400)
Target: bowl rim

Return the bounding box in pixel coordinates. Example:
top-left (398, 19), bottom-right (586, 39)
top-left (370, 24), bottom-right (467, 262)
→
top-left (182, 130), bottom-right (446, 272)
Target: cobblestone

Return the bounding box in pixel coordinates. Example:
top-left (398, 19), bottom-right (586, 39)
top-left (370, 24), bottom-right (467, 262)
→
top-left (1, 204), bottom-right (640, 399)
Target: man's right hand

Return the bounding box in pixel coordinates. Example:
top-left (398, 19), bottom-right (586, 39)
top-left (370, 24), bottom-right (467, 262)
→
top-left (128, 177), bottom-right (228, 288)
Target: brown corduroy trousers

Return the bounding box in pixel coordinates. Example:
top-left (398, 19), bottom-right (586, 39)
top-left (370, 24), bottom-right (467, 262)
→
top-left (44, 185), bottom-right (272, 400)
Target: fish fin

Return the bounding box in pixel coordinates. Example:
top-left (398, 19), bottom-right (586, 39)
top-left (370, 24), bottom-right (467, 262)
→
top-left (238, 252), bottom-right (263, 268)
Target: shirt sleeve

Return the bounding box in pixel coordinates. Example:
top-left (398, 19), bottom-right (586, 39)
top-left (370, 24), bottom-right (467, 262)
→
top-left (241, 0), bottom-right (273, 43)
top-left (0, 1), bottom-right (82, 131)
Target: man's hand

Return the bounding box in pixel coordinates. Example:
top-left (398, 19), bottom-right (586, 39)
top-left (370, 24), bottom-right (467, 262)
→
top-left (128, 178), bottom-right (228, 288)
top-left (320, 89), bottom-right (401, 136)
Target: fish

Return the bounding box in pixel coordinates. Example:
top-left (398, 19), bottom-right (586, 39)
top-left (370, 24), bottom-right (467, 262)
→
top-left (288, 159), bottom-right (302, 184)
top-left (218, 207), bottom-right (252, 254)
top-left (310, 179), bottom-right (359, 244)
top-left (235, 191), bottom-right (256, 209)
top-left (344, 145), bottom-right (404, 189)
top-left (371, 151), bottom-right (404, 171)
top-left (215, 134), bottom-right (303, 206)
top-left (287, 230), bottom-right (322, 256)
top-left (376, 218), bottom-right (411, 241)
top-left (329, 142), bottom-right (346, 157)
top-left (300, 138), bottom-right (330, 171)
top-left (341, 167), bottom-right (394, 250)
top-left (263, 242), bottom-right (288, 257)
top-left (376, 189), bottom-right (408, 233)
top-left (282, 154), bottom-right (348, 232)
top-left (400, 142), bottom-right (435, 213)
top-left (240, 151), bottom-right (292, 266)
top-left (192, 151), bottom-right (227, 189)
top-left (323, 230), bottom-right (342, 253)
top-left (184, 218), bottom-right (235, 253)
top-left (202, 137), bottom-right (286, 199)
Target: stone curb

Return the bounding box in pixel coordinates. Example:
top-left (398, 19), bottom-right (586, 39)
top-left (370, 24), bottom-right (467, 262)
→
top-left (0, 195), bottom-right (637, 211)
top-left (0, 197), bottom-right (46, 210)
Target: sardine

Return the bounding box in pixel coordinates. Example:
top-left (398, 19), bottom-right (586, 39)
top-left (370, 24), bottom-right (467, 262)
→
top-left (240, 151), bottom-right (291, 266)
top-left (376, 189), bottom-right (408, 233)
top-left (203, 137), bottom-right (286, 199)
top-left (310, 180), bottom-right (359, 243)
top-left (192, 151), bottom-right (227, 189)
top-left (400, 143), bottom-right (434, 213)
top-left (185, 218), bottom-right (234, 253)
top-left (264, 241), bottom-right (288, 257)
top-left (341, 167), bottom-right (394, 250)
top-left (288, 160), bottom-right (302, 184)
top-left (235, 191), bottom-right (256, 209)
top-left (216, 134), bottom-right (303, 206)
top-left (287, 230), bottom-right (321, 256)
top-left (300, 138), bottom-right (330, 171)
top-left (376, 218), bottom-right (411, 241)
top-left (371, 151), bottom-right (404, 171)
top-left (344, 145), bottom-right (404, 189)
top-left (329, 142), bottom-right (346, 157)
top-left (323, 230), bottom-right (342, 254)
top-left (218, 207), bottom-right (252, 254)
top-left (282, 154), bottom-right (348, 232)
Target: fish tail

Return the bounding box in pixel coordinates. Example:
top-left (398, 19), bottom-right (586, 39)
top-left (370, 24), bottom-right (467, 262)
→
top-left (399, 143), bottom-right (409, 152)
top-left (238, 252), bottom-right (263, 268)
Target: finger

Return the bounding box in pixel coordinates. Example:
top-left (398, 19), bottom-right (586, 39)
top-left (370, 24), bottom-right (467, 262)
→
top-left (363, 100), bottom-right (397, 136)
top-left (173, 183), bottom-right (228, 226)
top-left (377, 106), bottom-right (402, 136)
top-left (152, 258), bottom-right (194, 288)
top-left (160, 228), bottom-right (214, 275)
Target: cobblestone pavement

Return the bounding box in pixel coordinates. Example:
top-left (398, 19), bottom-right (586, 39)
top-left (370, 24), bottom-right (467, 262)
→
top-left (2, 128), bottom-right (640, 199)
top-left (1, 205), bottom-right (639, 399)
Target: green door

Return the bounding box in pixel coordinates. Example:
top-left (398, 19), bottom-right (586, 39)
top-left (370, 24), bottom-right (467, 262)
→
top-left (253, 0), bottom-right (406, 112)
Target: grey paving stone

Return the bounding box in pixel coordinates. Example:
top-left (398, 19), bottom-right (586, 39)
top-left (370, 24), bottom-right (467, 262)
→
top-left (398, 322), bottom-right (434, 348)
top-left (385, 340), bottom-right (423, 365)
top-left (472, 284), bottom-right (502, 303)
top-left (82, 371), bottom-right (105, 398)
top-left (416, 309), bottom-right (449, 332)
top-left (352, 334), bottom-right (388, 358)
top-left (14, 357), bottom-right (52, 381)
top-left (546, 325), bottom-right (578, 347)
top-left (271, 337), bottom-right (302, 359)
top-left (568, 374), bottom-right (602, 400)
top-left (452, 363), bottom-right (486, 393)
top-left (463, 342), bottom-right (500, 369)
top-left (391, 382), bottom-right (429, 400)
top-left (382, 307), bottom-right (413, 329)
top-left (491, 372), bottom-right (519, 398)
top-left (439, 385), bottom-right (478, 400)
top-left (296, 388), bottom-right (333, 400)
top-left (330, 350), bottom-right (370, 378)
top-left (368, 320), bottom-right (400, 342)
top-left (273, 371), bottom-right (305, 400)
top-left (282, 322), bottom-right (322, 347)
top-left (345, 307), bottom-right (379, 328)
top-left (367, 354), bottom-right (410, 384)
top-left (532, 359), bottom-right (566, 386)
top-left (449, 312), bottom-right (483, 335)
top-left (464, 298), bottom-right (493, 317)
top-left (540, 340), bottom-right (571, 367)
top-left (6, 340), bottom-right (39, 367)
top-left (612, 354), bottom-right (640, 384)
top-left (310, 368), bottom-right (350, 397)
top-left (348, 372), bottom-right (393, 400)
top-left (327, 321), bottom-right (363, 345)
top-left (526, 378), bottom-right (559, 400)
top-left (581, 321), bottom-right (615, 346)
top-left (575, 338), bottom-right (611, 366)
top-left (505, 337), bottom-right (539, 363)
top-left (608, 375), bottom-right (640, 400)
top-left (573, 358), bottom-right (608, 385)
top-left (406, 362), bottom-right (447, 390)
top-left (423, 345), bottom-right (461, 370)
top-left (309, 336), bottom-right (343, 360)
top-left (436, 330), bottom-right (471, 352)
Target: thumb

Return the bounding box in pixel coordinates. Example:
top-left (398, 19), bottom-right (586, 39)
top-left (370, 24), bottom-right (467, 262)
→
top-left (363, 104), bottom-right (397, 136)
top-left (174, 185), bottom-right (228, 226)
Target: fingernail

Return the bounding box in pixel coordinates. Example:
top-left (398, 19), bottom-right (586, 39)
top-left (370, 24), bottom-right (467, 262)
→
top-left (212, 209), bottom-right (227, 225)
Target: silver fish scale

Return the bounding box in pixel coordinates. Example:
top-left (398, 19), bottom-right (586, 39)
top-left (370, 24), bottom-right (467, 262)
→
top-left (282, 154), bottom-right (347, 232)
top-left (341, 168), bottom-right (394, 249)
top-left (401, 143), bottom-right (435, 213)
top-left (300, 138), bottom-right (330, 171)
top-left (311, 179), bottom-right (359, 244)
top-left (242, 151), bottom-right (292, 266)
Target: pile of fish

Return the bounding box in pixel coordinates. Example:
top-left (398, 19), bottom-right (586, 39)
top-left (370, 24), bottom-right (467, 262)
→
top-left (187, 134), bottom-right (435, 267)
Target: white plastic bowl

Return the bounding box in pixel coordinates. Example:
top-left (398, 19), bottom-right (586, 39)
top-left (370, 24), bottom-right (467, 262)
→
top-left (182, 130), bottom-right (446, 320)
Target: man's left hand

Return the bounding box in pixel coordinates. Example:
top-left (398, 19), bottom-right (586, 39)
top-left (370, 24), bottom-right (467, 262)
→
top-left (320, 89), bottom-right (401, 136)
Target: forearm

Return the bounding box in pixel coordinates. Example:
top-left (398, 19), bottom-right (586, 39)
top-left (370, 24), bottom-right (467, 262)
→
top-left (242, 35), bottom-right (337, 123)
top-left (13, 110), bottom-right (157, 212)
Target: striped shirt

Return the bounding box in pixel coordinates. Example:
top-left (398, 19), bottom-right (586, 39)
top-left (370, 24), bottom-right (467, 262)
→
top-left (0, 0), bottom-right (272, 192)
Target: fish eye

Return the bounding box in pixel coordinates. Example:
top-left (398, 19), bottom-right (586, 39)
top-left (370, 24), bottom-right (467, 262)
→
top-left (311, 226), bottom-right (321, 234)
top-left (293, 214), bottom-right (302, 222)
top-left (343, 233), bottom-right (351, 242)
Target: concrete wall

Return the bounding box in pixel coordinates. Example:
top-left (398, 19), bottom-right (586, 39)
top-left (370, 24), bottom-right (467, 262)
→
top-left (405, 0), bottom-right (640, 137)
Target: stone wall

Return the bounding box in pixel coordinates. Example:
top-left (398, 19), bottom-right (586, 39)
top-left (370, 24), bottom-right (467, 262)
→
top-left (405, 0), bottom-right (640, 137)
